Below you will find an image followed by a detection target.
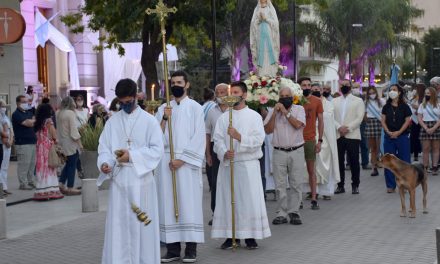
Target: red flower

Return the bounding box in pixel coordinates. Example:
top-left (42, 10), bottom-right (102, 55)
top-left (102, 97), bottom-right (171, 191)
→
top-left (253, 82), bottom-right (259, 88)
top-left (261, 81), bottom-right (268, 86)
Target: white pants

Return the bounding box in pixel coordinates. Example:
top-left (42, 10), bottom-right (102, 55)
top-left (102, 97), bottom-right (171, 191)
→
top-left (272, 148), bottom-right (306, 217)
top-left (0, 145), bottom-right (11, 190)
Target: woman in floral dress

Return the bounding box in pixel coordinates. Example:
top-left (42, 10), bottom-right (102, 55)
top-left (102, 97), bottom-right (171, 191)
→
top-left (33, 104), bottom-right (64, 201)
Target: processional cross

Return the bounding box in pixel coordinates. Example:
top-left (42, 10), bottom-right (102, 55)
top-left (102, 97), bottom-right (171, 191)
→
top-left (0, 11), bottom-right (12, 40)
top-left (145, 0), bottom-right (180, 222)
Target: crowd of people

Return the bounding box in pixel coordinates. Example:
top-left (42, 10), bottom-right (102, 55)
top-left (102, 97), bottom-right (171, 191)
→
top-left (0, 86), bottom-right (114, 200)
top-left (95, 72), bottom-right (440, 264)
top-left (2, 73), bottom-right (439, 264)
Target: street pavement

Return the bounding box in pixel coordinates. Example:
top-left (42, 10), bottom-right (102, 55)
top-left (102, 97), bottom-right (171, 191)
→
top-left (0, 162), bottom-right (439, 264)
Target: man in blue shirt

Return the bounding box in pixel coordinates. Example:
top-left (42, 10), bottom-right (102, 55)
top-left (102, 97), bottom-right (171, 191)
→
top-left (12, 95), bottom-right (36, 190)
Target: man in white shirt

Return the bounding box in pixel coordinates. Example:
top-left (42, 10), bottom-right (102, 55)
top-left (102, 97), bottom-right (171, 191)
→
top-left (212, 81), bottom-right (270, 250)
top-left (205, 83), bottom-right (228, 224)
top-left (333, 80), bottom-right (365, 194)
top-left (264, 86), bottom-right (307, 225)
top-left (156, 71), bottom-right (206, 263)
top-left (97, 79), bottom-right (164, 264)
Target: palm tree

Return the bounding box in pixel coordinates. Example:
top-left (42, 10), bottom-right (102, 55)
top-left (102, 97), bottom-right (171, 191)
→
top-left (308, 0), bottom-right (423, 81)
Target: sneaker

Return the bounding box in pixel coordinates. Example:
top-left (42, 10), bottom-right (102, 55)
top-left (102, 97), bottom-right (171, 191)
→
top-left (334, 186), bottom-right (345, 194)
top-left (322, 195), bottom-right (331, 200)
top-left (78, 170), bottom-right (86, 179)
top-left (299, 201), bottom-right (303, 209)
top-left (245, 239), bottom-right (258, 250)
top-left (311, 200), bottom-right (320, 210)
top-left (288, 213), bottom-right (302, 225)
top-left (19, 184), bottom-right (33, 190)
top-left (352, 187), bottom-right (359, 194)
top-left (28, 182), bottom-right (36, 189)
top-left (220, 238), bottom-right (241, 250)
top-left (431, 167), bottom-right (438, 176)
top-left (3, 190), bottom-right (12, 195)
top-left (272, 216), bottom-right (288, 225)
top-left (371, 168), bottom-right (379, 176)
top-left (161, 252), bottom-right (180, 263)
top-left (182, 253), bottom-right (197, 263)
top-left (65, 188), bottom-right (81, 196)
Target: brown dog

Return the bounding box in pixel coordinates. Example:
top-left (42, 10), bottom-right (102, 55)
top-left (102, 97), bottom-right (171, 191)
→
top-left (378, 153), bottom-right (428, 218)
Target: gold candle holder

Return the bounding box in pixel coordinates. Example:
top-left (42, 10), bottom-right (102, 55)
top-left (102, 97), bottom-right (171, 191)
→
top-left (221, 95), bottom-right (240, 250)
top-left (145, 100), bottom-right (163, 115)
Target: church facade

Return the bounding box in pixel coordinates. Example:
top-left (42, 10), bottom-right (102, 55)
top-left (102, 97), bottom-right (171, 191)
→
top-left (19, 0), bottom-right (102, 107)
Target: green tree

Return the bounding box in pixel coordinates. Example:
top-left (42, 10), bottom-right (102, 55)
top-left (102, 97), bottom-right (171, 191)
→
top-left (61, 0), bottom-right (228, 99)
top-left (422, 28), bottom-right (440, 81)
top-left (310, 0), bottom-right (423, 81)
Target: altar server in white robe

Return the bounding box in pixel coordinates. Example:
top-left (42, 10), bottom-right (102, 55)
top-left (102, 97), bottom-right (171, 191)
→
top-left (212, 81), bottom-right (271, 250)
top-left (155, 71), bottom-right (206, 263)
top-left (302, 85), bottom-right (340, 198)
top-left (97, 79), bottom-right (164, 264)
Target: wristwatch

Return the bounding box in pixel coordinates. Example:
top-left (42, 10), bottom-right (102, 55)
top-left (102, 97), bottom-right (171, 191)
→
top-left (318, 139), bottom-right (323, 143)
top-left (286, 112), bottom-right (291, 119)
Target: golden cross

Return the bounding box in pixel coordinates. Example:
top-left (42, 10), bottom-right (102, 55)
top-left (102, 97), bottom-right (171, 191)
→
top-left (146, 0), bottom-right (179, 222)
top-left (145, 0), bottom-right (177, 24)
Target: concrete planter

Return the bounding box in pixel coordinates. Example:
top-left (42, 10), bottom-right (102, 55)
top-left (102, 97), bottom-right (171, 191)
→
top-left (80, 150), bottom-right (109, 190)
top-left (80, 151), bottom-right (99, 179)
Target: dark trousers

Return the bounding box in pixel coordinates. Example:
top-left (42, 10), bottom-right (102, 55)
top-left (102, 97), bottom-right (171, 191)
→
top-left (383, 133), bottom-right (410, 189)
top-left (360, 122), bottom-right (369, 166)
top-left (76, 157), bottom-right (83, 172)
top-left (59, 151), bottom-right (79, 188)
top-left (206, 142), bottom-right (220, 213)
top-left (410, 123), bottom-right (422, 157)
top-left (337, 138), bottom-right (361, 188)
top-left (167, 242), bottom-right (197, 256)
top-left (259, 143), bottom-right (266, 193)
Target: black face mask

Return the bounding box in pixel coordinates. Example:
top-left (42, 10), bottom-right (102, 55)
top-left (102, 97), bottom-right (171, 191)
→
top-left (279, 97), bottom-right (293, 109)
top-left (171, 86), bottom-right (185, 98)
top-left (322, 91), bottom-right (331, 98)
top-left (341, 86), bottom-right (351, 95)
top-left (312, 91), bottom-right (321, 97)
top-left (425, 96), bottom-right (431, 102)
top-left (302, 89), bottom-right (311, 97)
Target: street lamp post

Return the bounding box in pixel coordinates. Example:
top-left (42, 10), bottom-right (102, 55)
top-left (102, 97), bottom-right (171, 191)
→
top-left (292, 0), bottom-right (297, 81)
top-left (431, 47), bottom-right (440, 79)
top-left (211, 0), bottom-right (217, 86)
top-left (349, 23), bottom-right (363, 81)
top-left (413, 43), bottom-right (417, 84)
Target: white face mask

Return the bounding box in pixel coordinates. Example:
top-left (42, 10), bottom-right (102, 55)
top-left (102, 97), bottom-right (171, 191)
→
top-left (352, 88), bottom-right (360, 96)
top-left (76, 101), bottom-right (84, 107)
top-left (389, 91), bottom-right (399, 100)
top-left (369, 94), bottom-right (377, 100)
top-left (20, 103), bottom-right (29, 110)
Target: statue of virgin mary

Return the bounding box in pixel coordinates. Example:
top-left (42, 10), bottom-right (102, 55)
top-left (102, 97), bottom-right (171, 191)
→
top-left (250, 0), bottom-right (280, 77)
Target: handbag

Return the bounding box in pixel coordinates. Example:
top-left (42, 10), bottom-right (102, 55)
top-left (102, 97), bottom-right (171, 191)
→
top-left (48, 143), bottom-right (66, 168)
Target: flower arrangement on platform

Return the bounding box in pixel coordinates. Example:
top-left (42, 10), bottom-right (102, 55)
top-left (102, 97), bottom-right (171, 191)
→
top-left (244, 70), bottom-right (306, 111)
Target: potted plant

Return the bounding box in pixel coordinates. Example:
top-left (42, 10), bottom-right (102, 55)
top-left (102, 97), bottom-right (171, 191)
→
top-left (79, 119), bottom-right (104, 181)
